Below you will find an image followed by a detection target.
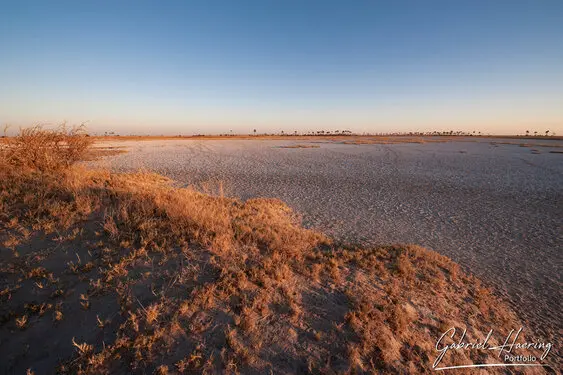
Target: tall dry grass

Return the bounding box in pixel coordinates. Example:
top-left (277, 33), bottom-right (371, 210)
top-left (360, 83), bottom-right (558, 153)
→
top-left (1, 124), bottom-right (92, 172)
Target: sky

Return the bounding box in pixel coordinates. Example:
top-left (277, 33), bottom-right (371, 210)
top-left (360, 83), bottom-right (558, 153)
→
top-left (1, 0), bottom-right (562, 135)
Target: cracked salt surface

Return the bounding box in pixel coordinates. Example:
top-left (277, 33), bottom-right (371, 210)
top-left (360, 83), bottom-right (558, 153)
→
top-left (93, 137), bottom-right (562, 347)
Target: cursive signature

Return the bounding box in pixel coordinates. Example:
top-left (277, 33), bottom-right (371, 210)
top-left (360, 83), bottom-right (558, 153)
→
top-left (433, 327), bottom-right (553, 370)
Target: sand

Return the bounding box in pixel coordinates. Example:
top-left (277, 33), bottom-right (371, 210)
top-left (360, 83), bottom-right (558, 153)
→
top-left (93, 137), bottom-right (563, 344)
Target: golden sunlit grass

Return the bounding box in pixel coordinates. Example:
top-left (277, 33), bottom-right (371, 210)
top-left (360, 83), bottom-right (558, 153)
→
top-left (0, 127), bottom-right (551, 374)
top-left (85, 145), bottom-right (129, 159)
top-left (1, 124), bottom-right (93, 171)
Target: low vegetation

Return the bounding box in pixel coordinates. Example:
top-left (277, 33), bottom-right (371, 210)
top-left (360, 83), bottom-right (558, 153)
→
top-left (0, 127), bottom-right (553, 374)
top-left (1, 125), bottom-right (93, 171)
top-left (279, 144), bottom-right (321, 149)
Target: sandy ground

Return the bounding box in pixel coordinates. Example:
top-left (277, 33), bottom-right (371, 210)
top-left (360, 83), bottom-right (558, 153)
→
top-left (93, 137), bottom-right (562, 344)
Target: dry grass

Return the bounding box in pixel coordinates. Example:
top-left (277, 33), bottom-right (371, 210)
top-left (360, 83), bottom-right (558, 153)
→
top-left (279, 144), bottom-right (321, 149)
top-left (84, 146), bottom-right (129, 160)
top-left (1, 125), bottom-right (93, 171)
top-left (0, 127), bottom-right (555, 374)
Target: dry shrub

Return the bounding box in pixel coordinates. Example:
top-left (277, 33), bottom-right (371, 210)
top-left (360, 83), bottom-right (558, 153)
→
top-left (1, 124), bottom-right (92, 172)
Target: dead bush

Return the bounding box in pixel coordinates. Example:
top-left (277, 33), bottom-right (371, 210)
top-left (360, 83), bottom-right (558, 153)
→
top-left (1, 124), bottom-right (92, 171)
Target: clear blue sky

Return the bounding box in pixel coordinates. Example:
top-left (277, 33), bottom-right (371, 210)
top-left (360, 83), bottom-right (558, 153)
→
top-left (1, 0), bottom-right (562, 135)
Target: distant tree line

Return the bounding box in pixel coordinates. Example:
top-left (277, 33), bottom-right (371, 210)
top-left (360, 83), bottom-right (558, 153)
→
top-left (524, 130), bottom-right (554, 137)
top-left (87, 129), bottom-right (556, 138)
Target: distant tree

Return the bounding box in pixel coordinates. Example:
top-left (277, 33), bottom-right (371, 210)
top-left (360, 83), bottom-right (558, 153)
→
top-left (253, 129), bottom-right (256, 136)
top-left (534, 131), bottom-right (537, 136)
top-left (525, 130), bottom-right (529, 137)
top-left (545, 130), bottom-right (550, 137)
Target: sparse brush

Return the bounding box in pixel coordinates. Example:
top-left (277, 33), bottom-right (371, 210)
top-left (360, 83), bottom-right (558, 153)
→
top-left (72, 337), bottom-right (93, 355)
top-left (144, 303), bottom-right (161, 324)
top-left (15, 315), bottom-right (28, 330)
top-left (155, 365), bottom-right (169, 375)
top-left (1, 124), bottom-right (92, 172)
top-left (54, 310), bottom-right (64, 322)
